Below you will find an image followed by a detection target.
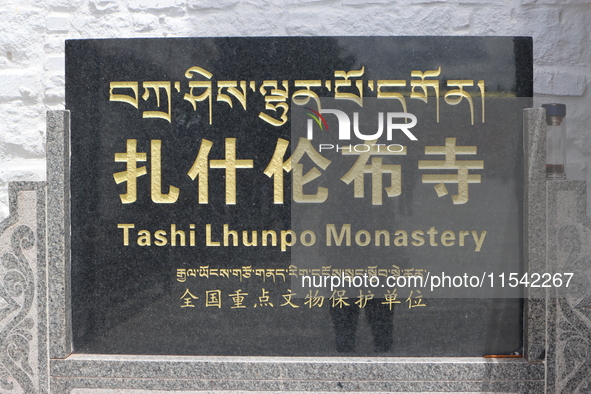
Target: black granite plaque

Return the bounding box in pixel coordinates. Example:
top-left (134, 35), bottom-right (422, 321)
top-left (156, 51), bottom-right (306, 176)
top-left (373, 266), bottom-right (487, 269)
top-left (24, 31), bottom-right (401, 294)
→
top-left (66, 37), bottom-right (532, 356)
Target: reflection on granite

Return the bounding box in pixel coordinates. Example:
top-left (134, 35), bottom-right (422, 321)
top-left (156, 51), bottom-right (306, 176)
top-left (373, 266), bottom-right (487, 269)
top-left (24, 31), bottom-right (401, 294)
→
top-left (66, 37), bottom-right (532, 357)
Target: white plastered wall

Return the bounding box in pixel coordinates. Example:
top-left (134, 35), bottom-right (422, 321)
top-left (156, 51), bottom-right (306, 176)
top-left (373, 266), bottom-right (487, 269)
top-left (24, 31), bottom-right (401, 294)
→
top-left (0, 0), bottom-right (589, 219)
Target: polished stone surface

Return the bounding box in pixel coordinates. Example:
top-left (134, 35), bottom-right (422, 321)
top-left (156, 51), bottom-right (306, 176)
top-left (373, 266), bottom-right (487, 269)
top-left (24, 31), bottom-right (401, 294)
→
top-left (65, 37), bottom-right (533, 357)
